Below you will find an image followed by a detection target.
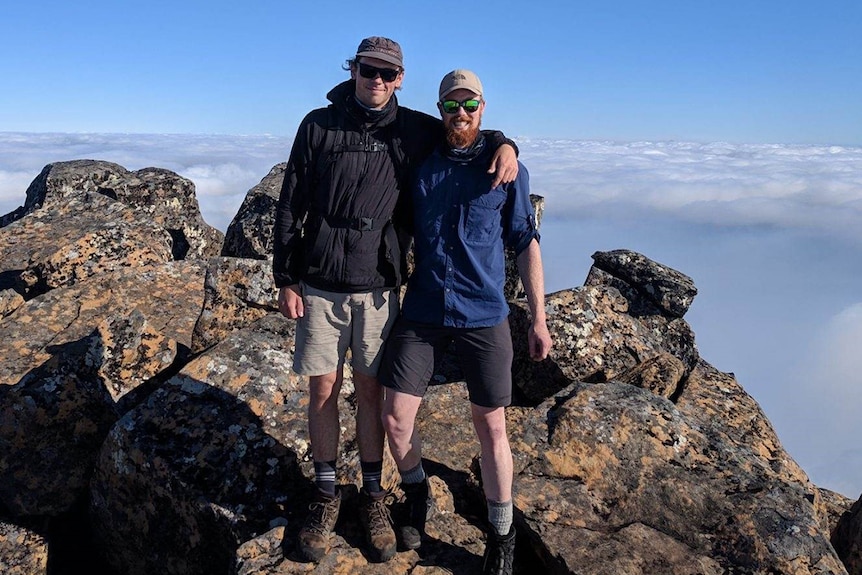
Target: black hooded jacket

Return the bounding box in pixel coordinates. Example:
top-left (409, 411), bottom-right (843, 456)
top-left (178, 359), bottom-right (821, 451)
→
top-left (272, 79), bottom-right (511, 292)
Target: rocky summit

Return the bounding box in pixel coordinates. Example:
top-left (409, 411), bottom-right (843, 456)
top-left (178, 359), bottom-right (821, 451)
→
top-left (0, 159), bottom-right (860, 575)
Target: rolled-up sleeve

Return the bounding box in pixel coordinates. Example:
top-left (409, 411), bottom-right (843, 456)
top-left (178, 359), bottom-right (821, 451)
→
top-left (504, 163), bottom-right (540, 256)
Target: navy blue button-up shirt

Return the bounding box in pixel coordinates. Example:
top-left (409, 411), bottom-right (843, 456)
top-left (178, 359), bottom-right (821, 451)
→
top-left (401, 142), bottom-right (539, 328)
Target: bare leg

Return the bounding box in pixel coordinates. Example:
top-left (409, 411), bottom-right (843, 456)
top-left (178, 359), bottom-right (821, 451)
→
top-left (470, 404), bottom-right (513, 502)
top-left (382, 389), bottom-right (424, 472)
top-left (308, 370), bottom-right (343, 463)
top-left (353, 370), bottom-right (386, 463)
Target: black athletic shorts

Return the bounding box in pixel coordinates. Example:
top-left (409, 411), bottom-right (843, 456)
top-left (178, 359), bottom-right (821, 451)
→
top-left (380, 317), bottom-right (514, 408)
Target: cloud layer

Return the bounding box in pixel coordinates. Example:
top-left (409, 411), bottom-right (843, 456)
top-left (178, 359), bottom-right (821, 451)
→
top-left (519, 138), bottom-right (862, 245)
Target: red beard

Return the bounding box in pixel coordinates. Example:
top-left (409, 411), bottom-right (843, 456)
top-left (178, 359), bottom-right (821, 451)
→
top-left (445, 118), bottom-right (481, 149)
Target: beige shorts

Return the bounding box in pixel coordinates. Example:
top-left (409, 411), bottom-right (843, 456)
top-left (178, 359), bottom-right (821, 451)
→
top-left (292, 282), bottom-right (399, 377)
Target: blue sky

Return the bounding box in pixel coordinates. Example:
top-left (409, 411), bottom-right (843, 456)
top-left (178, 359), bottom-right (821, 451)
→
top-left (1, 2), bottom-right (862, 497)
top-left (2, 0), bottom-right (860, 145)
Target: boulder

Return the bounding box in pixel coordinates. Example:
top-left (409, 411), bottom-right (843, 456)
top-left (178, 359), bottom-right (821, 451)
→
top-left (586, 249), bottom-right (698, 318)
top-left (0, 260), bottom-right (205, 388)
top-left (221, 164), bottom-right (286, 259)
top-left (509, 285), bottom-right (674, 403)
top-left (190, 257), bottom-right (279, 354)
top-left (90, 315), bottom-right (306, 574)
top-left (0, 331), bottom-right (118, 516)
top-left (0, 191), bottom-right (173, 303)
top-left (508, 370), bottom-right (845, 574)
top-left (3, 160), bottom-right (223, 260)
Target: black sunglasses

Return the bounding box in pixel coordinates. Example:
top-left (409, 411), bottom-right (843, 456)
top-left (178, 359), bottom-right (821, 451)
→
top-left (440, 98), bottom-right (482, 114)
top-left (357, 62), bottom-right (401, 82)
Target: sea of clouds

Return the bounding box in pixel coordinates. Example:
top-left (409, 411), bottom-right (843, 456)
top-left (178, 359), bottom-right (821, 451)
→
top-left (1, 132), bottom-right (860, 497)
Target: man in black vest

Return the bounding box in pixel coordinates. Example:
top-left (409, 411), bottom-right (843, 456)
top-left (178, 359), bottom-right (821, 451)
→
top-left (273, 37), bottom-right (518, 563)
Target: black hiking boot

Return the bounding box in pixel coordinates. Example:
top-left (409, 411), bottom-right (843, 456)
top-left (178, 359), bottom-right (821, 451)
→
top-left (398, 477), bottom-right (434, 549)
top-left (481, 524), bottom-right (516, 575)
top-left (399, 479), bottom-right (433, 550)
top-left (297, 490), bottom-right (341, 562)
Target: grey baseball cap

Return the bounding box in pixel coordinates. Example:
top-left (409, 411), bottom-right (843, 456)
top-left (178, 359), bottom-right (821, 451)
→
top-left (355, 36), bottom-right (403, 68)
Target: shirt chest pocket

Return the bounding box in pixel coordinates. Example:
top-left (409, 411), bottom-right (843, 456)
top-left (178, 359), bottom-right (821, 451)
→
top-left (463, 189), bottom-right (507, 244)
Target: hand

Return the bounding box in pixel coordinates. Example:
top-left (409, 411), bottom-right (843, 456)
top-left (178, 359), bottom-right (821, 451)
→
top-left (528, 320), bottom-right (552, 362)
top-left (278, 284), bottom-right (304, 319)
top-left (488, 144), bottom-right (519, 188)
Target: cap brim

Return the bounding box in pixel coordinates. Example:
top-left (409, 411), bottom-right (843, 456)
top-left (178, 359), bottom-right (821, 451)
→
top-left (356, 51), bottom-right (403, 68)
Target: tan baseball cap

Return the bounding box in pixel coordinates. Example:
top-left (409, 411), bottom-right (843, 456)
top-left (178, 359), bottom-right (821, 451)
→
top-left (438, 69), bottom-right (483, 100)
top-left (355, 36), bottom-right (403, 68)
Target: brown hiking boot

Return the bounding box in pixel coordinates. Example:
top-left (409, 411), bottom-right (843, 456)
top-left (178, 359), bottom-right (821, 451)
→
top-left (297, 490), bottom-right (341, 562)
top-left (359, 489), bottom-right (397, 562)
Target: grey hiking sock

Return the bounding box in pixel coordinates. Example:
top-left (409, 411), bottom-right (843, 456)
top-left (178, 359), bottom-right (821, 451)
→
top-left (487, 499), bottom-right (513, 536)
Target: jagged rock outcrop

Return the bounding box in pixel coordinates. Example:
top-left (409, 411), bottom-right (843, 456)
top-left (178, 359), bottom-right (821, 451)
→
top-left (0, 261), bottom-right (205, 517)
top-left (586, 249), bottom-right (698, 318)
top-left (221, 164), bottom-right (286, 259)
top-left (0, 160), bottom-right (858, 575)
top-left (1, 160), bottom-right (224, 260)
top-left (507, 364), bottom-right (843, 574)
top-left (0, 191), bottom-right (173, 314)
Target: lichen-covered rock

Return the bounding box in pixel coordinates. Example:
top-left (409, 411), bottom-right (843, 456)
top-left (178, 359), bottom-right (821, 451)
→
top-left (0, 260), bottom-right (206, 387)
top-left (0, 290), bottom-right (24, 319)
top-left (509, 285), bottom-right (674, 403)
top-left (0, 307), bottom-right (178, 517)
top-left (614, 351), bottom-right (685, 399)
top-left (4, 160), bottom-right (223, 260)
top-left (95, 309), bottom-right (178, 403)
top-left (122, 166), bottom-right (224, 260)
top-left (0, 191), bottom-right (173, 299)
top-left (675, 360), bottom-right (805, 485)
top-left (90, 315), bottom-right (305, 574)
top-left (586, 249), bottom-right (698, 318)
top-left (0, 520), bottom-right (48, 574)
top-left (190, 257), bottom-right (279, 354)
top-left (584, 251), bottom-right (700, 375)
top-left (0, 332), bottom-right (118, 516)
top-left (508, 370), bottom-right (846, 574)
top-left (221, 164), bottom-right (286, 259)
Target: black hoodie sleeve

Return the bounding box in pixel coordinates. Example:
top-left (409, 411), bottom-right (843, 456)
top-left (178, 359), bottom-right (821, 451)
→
top-left (481, 129), bottom-right (519, 157)
top-left (272, 113), bottom-right (316, 288)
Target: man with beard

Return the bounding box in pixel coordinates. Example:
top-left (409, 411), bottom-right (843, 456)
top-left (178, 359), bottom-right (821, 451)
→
top-left (380, 69), bottom-right (552, 575)
top-left (274, 39), bottom-right (519, 564)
